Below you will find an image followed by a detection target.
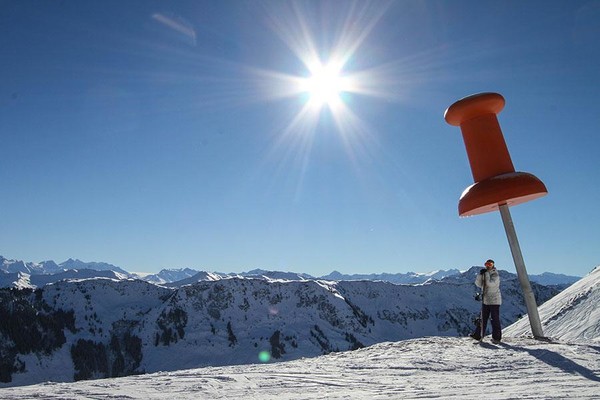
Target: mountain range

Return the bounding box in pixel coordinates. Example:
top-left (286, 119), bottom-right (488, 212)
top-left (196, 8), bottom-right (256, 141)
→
top-left (0, 256), bottom-right (128, 277)
top-left (0, 265), bottom-right (597, 394)
top-left (0, 258), bottom-right (573, 387)
top-left (0, 255), bottom-right (582, 289)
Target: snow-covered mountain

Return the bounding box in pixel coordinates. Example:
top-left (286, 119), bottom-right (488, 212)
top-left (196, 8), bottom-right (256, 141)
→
top-left (241, 268), bottom-right (314, 281)
top-left (0, 267), bottom-right (562, 387)
top-left (165, 271), bottom-right (225, 287)
top-left (58, 258), bottom-right (129, 275)
top-left (2, 256), bottom-right (466, 289)
top-left (0, 271), bottom-right (32, 289)
top-left (146, 268), bottom-right (459, 286)
top-left (32, 269), bottom-right (129, 287)
top-left (37, 260), bottom-right (63, 274)
top-left (141, 268), bottom-right (201, 285)
top-left (0, 269), bottom-right (128, 289)
top-left (319, 269), bottom-right (462, 284)
top-left (0, 256), bottom-right (128, 276)
top-left (528, 272), bottom-right (581, 286)
top-left (505, 265), bottom-right (600, 342)
top-left (1, 256), bottom-right (45, 274)
top-left (2, 255), bottom-right (582, 288)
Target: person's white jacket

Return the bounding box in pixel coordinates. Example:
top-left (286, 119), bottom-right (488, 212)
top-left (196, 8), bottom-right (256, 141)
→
top-left (475, 267), bottom-right (502, 305)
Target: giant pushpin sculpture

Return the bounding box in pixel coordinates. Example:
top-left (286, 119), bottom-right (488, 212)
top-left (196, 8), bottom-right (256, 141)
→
top-left (445, 92), bottom-right (547, 339)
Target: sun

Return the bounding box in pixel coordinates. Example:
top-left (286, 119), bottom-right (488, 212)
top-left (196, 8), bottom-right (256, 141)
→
top-left (299, 61), bottom-right (350, 110)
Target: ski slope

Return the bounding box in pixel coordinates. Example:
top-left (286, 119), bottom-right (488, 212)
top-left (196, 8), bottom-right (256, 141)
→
top-left (1, 336), bottom-right (599, 399)
top-left (505, 266), bottom-right (600, 342)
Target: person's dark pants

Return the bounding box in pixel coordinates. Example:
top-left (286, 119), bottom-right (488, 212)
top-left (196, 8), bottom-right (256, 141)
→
top-left (481, 304), bottom-right (502, 341)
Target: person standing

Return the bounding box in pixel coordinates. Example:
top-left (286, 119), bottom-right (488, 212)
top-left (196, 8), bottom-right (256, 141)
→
top-left (472, 259), bottom-right (502, 343)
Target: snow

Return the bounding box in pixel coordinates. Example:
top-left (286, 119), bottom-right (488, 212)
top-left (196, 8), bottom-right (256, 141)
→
top-left (506, 265), bottom-right (600, 342)
top-left (0, 267), bottom-right (568, 387)
top-left (0, 271), bottom-right (32, 289)
top-left (1, 257), bottom-right (597, 398)
top-left (1, 254), bottom-right (582, 289)
top-left (1, 336), bottom-right (599, 399)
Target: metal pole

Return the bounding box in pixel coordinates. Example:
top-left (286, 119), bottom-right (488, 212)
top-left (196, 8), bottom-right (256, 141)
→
top-left (498, 203), bottom-right (545, 339)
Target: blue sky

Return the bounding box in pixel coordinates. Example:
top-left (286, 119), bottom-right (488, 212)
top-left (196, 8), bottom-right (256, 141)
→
top-left (1, 1), bottom-right (598, 277)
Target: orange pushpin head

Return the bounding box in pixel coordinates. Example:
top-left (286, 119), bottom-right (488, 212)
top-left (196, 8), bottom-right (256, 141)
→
top-left (458, 172), bottom-right (547, 216)
top-left (445, 93), bottom-right (514, 183)
top-left (445, 92), bottom-right (547, 217)
top-left (444, 92), bottom-right (505, 127)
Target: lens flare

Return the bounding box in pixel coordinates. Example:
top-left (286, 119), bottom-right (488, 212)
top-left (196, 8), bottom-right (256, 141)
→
top-left (258, 351), bottom-right (271, 363)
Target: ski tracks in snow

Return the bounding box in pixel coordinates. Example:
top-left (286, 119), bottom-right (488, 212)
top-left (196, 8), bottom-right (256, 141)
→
top-left (1, 337), bottom-right (600, 399)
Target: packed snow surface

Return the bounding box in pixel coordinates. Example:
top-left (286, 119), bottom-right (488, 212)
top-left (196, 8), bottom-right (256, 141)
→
top-left (1, 336), bottom-right (599, 399)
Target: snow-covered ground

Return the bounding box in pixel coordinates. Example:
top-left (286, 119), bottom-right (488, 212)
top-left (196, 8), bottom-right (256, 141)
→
top-left (506, 266), bottom-right (600, 342)
top-left (1, 336), bottom-right (599, 399)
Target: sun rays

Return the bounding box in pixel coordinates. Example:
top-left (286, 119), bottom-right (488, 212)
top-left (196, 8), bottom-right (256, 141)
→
top-left (204, 1), bottom-right (406, 203)
top-left (251, 1), bottom-right (398, 163)
top-left (147, 1), bottom-right (402, 195)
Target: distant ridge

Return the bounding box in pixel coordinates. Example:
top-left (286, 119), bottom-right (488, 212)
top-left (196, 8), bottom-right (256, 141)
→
top-left (528, 272), bottom-right (581, 286)
top-left (319, 269), bottom-right (463, 284)
top-left (58, 258), bottom-right (129, 275)
top-left (0, 255), bottom-right (128, 276)
top-left (0, 254), bottom-right (583, 289)
top-left (142, 268), bottom-right (200, 285)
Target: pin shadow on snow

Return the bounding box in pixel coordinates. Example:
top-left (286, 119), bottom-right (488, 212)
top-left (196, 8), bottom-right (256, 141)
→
top-left (498, 343), bottom-right (600, 382)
